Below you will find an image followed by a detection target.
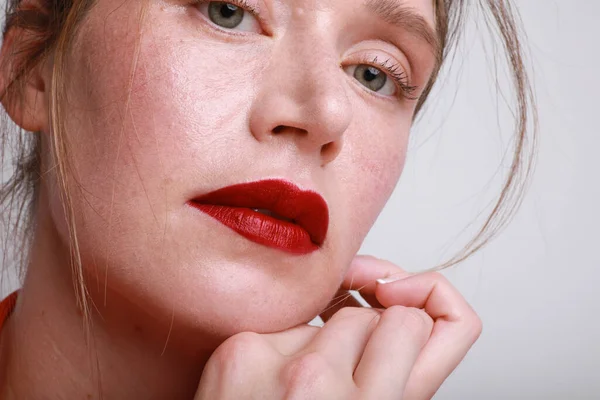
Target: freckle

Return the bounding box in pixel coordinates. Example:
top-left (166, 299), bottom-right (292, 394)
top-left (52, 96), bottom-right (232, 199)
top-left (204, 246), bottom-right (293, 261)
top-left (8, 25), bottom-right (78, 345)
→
top-left (41, 310), bottom-right (46, 317)
top-left (134, 324), bottom-right (143, 334)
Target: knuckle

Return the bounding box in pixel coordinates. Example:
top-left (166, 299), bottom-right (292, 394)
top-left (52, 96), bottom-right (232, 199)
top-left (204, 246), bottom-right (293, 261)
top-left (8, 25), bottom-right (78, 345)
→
top-left (428, 271), bottom-right (449, 284)
top-left (404, 307), bottom-right (434, 335)
top-left (424, 271), bottom-right (482, 340)
top-left (384, 306), bottom-right (433, 342)
top-left (455, 304), bottom-right (483, 343)
top-left (466, 313), bottom-right (483, 342)
top-left (281, 352), bottom-right (332, 391)
top-left (221, 331), bottom-right (265, 356)
top-left (210, 332), bottom-right (266, 376)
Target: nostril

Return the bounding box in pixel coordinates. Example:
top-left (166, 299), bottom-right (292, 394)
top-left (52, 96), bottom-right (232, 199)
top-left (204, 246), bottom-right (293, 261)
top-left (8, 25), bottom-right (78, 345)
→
top-left (272, 125), bottom-right (308, 135)
top-left (321, 141), bottom-right (335, 156)
top-left (272, 125), bottom-right (286, 134)
top-left (320, 140), bottom-right (342, 166)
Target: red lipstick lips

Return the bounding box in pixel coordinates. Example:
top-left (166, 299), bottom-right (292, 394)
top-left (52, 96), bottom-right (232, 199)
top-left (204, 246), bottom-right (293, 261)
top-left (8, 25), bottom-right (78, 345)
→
top-left (190, 179), bottom-right (329, 254)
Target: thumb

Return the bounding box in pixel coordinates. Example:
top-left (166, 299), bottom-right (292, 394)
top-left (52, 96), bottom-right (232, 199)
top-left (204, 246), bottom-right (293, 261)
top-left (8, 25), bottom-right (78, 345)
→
top-left (320, 256), bottom-right (412, 322)
top-left (342, 255), bottom-right (412, 293)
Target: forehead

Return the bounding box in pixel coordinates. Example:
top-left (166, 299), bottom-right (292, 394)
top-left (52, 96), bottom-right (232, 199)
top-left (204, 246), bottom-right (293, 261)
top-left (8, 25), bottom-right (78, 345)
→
top-left (283, 0), bottom-right (438, 52)
top-left (288, 0), bottom-right (436, 25)
top-left (380, 0), bottom-right (437, 23)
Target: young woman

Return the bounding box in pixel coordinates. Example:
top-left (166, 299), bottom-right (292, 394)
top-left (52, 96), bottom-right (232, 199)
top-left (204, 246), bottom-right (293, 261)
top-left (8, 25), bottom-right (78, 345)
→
top-left (0, 0), bottom-right (535, 398)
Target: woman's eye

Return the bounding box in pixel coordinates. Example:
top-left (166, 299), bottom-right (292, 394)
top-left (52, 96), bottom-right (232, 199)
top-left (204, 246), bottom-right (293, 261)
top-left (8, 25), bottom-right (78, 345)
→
top-left (198, 2), bottom-right (260, 32)
top-left (345, 64), bottom-right (396, 97)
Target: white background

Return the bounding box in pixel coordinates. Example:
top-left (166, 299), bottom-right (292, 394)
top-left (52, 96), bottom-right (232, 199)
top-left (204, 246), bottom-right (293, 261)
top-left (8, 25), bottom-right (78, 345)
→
top-left (2, 1), bottom-right (598, 399)
top-left (359, 1), bottom-right (599, 399)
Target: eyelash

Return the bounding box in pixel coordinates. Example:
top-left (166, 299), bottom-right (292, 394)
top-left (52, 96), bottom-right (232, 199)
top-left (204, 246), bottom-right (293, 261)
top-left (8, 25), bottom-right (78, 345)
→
top-left (192, 0), bottom-right (260, 19)
top-left (367, 56), bottom-right (418, 100)
top-left (224, 0), bottom-right (258, 14)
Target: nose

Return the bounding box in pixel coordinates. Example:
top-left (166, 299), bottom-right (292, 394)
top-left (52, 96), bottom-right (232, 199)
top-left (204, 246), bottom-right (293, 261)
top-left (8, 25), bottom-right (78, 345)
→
top-left (248, 29), bottom-right (352, 166)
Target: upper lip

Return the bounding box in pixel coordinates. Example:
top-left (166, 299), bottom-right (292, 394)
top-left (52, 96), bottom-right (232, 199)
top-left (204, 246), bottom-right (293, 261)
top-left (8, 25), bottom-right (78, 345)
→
top-left (191, 179), bottom-right (330, 246)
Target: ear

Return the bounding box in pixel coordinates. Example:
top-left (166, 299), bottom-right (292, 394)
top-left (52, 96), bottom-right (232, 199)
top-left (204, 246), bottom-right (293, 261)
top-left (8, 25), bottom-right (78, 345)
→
top-left (0, 26), bottom-right (51, 134)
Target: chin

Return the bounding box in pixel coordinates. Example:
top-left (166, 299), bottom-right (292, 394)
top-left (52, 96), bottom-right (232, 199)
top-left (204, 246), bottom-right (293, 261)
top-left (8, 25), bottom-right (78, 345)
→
top-left (153, 286), bottom-right (327, 353)
top-left (89, 251), bottom-right (336, 351)
top-left (169, 260), bottom-right (332, 336)
top-left (141, 221), bottom-right (343, 339)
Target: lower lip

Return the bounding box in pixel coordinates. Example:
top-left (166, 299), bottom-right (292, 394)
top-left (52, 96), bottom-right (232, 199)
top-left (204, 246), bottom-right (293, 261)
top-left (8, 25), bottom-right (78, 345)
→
top-left (190, 204), bottom-right (318, 254)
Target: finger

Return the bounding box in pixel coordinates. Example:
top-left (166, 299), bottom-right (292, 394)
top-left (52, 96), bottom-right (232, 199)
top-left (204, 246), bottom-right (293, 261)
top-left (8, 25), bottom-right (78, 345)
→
top-left (353, 306), bottom-right (433, 400)
top-left (306, 307), bottom-right (381, 375)
top-left (343, 255), bottom-right (412, 297)
top-left (376, 272), bottom-right (483, 400)
top-left (342, 255), bottom-right (412, 294)
top-left (342, 255), bottom-right (411, 308)
top-left (198, 332), bottom-right (283, 399)
top-left (261, 324), bottom-right (321, 356)
top-left (319, 291), bottom-right (382, 323)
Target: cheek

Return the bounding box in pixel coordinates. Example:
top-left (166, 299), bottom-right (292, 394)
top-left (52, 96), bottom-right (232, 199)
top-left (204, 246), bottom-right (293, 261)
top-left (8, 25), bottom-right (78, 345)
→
top-left (62, 5), bottom-right (264, 213)
top-left (335, 114), bottom-right (409, 242)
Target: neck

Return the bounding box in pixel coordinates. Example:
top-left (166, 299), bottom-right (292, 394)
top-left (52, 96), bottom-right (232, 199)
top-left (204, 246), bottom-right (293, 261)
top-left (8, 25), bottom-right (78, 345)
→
top-left (0, 204), bottom-right (212, 399)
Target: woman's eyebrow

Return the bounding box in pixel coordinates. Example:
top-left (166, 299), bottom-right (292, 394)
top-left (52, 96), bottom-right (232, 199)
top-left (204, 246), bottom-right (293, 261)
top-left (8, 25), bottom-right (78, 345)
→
top-left (364, 0), bottom-right (439, 55)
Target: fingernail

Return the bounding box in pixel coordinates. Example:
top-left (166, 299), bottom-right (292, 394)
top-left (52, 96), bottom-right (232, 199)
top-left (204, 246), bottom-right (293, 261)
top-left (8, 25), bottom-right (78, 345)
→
top-left (376, 273), bottom-right (413, 285)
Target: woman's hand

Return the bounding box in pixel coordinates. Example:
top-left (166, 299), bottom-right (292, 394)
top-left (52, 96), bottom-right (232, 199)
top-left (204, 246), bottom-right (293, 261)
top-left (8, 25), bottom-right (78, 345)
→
top-left (328, 256), bottom-right (483, 399)
top-left (195, 304), bottom-right (432, 399)
top-left (195, 256), bottom-right (481, 400)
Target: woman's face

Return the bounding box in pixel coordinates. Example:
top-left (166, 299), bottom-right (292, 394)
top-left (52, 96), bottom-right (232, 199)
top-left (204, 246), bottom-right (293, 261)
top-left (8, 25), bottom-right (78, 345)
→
top-left (49, 0), bottom-right (437, 342)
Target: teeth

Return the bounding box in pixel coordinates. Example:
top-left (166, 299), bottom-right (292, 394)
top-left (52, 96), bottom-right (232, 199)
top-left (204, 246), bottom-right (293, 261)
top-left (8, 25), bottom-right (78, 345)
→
top-left (251, 208), bottom-right (293, 223)
top-left (253, 208), bottom-right (272, 216)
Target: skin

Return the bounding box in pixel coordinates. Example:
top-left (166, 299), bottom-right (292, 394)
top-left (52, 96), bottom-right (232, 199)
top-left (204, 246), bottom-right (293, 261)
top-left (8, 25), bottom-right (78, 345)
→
top-left (0, 0), bottom-right (481, 398)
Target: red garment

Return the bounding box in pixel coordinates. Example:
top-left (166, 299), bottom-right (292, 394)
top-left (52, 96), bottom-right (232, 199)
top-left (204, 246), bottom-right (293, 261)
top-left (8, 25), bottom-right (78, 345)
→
top-left (0, 291), bottom-right (18, 331)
